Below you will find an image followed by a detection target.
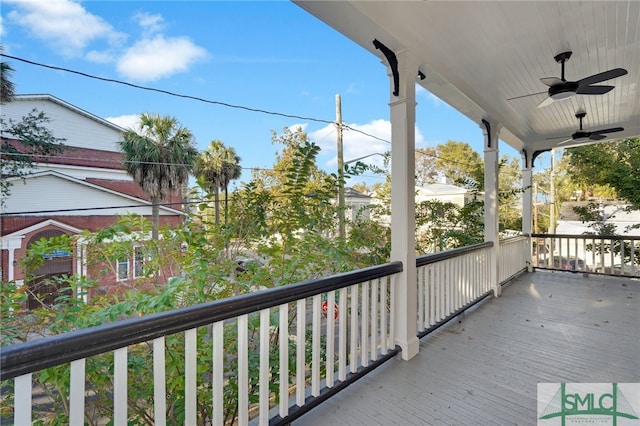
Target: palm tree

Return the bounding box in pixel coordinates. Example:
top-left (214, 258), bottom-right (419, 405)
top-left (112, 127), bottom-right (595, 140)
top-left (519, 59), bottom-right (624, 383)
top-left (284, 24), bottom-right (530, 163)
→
top-left (1, 56), bottom-right (16, 104)
top-left (220, 146), bottom-right (242, 225)
top-left (194, 140), bottom-right (241, 225)
top-left (119, 113), bottom-right (198, 240)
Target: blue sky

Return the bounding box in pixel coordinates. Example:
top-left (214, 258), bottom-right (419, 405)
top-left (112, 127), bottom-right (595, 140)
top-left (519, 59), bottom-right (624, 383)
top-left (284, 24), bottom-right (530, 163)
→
top-left (1, 0), bottom-right (522, 187)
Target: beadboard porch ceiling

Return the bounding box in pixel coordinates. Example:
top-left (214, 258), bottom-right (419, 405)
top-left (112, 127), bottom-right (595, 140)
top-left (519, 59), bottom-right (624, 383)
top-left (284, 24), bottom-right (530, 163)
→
top-left (295, 1), bottom-right (640, 159)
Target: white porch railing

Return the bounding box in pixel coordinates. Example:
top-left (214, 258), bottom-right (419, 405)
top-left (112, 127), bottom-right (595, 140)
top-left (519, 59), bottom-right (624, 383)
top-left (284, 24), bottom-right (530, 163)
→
top-left (1, 238), bottom-right (536, 425)
top-left (416, 242), bottom-right (494, 335)
top-left (498, 235), bottom-right (531, 283)
top-left (532, 233), bottom-right (640, 276)
top-left (1, 263), bottom-right (402, 425)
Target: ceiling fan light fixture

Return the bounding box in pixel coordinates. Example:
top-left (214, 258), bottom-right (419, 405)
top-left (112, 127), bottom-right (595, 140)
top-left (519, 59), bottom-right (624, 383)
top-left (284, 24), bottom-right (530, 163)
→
top-left (550, 89), bottom-right (574, 100)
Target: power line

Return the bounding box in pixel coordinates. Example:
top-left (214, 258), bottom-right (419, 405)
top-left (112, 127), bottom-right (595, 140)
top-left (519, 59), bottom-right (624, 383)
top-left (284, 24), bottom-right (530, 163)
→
top-left (1, 53), bottom-right (492, 170)
top-left (0, 150), bottom-right (275, 171)
top-left (2, 54), bottom-right (333, 126)
top-left (0, 189), bottom-right (337, 216)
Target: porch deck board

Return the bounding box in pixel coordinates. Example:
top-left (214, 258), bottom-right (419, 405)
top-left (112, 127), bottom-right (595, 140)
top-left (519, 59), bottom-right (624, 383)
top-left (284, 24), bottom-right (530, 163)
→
top-left (295, 271), bottom-right (640, 425)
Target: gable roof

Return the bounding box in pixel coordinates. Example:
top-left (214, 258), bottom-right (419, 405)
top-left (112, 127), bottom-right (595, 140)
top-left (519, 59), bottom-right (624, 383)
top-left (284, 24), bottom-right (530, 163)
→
top-left (2, 219), bottom-right (83, 240)
top-left (418, 183), bottom-right (469, 196)
top-left (3, 170), bottom-right (184, 216)
top-left (9, 94), bottom-right (125, 132)
top-left (344, 187), bottom-right (372, 200)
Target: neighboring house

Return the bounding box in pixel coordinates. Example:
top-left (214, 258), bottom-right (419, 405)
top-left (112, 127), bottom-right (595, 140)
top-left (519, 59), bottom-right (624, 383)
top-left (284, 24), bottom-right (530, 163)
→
top-left (372, 182), bottom-right (477, 226)
top-left (344, 187), bottom-right (372, 222)
top-left (1, 94), bottom-right (185, 305)
top-left (416, 182), bottom-right (478, 207)
top-left (549, 201), bottom-right (640, 270)
top-left (556, 201), bottom-right (640, 236)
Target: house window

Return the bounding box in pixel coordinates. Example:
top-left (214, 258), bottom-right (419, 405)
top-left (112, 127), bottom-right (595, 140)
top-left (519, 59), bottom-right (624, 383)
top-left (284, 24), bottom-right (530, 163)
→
top-left (117, 257), bottom-right (129, 280)
top-left (134, 247), bottom-right (145, 278)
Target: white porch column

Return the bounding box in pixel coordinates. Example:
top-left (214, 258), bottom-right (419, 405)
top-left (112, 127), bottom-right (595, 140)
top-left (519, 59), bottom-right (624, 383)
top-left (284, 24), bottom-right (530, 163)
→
top-left (521, 152), bottom-right (534, 271)
top-left (1, 236), bottom-right (24, 282)
top-left (482, 120), bottom-right (501, 297)
top-left (387, 49), bottom-right (420, 360)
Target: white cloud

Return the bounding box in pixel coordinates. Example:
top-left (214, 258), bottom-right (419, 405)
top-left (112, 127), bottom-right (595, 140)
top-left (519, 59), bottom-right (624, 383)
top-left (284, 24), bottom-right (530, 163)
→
top-left (86, 49), bottom-right (114, 64)
top-left (6, 0), bottom-right (125, 57)
top-left (116, 35), bottom-right (207, 82)
top-left (309, 119), bottom-right (390, 169)
top-left (105, 114), bottom-right (140, 131)
top-left (311, 118), bottom-right (427, 169)
top-left (134, 12), bottom-right (164, 35)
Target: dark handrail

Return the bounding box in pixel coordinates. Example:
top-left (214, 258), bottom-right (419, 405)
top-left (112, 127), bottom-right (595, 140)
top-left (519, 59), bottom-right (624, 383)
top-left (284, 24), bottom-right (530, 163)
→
top-left (416, 241), bottom-right (493, 268)
top-left (1, 261), bottom-right (402, 381)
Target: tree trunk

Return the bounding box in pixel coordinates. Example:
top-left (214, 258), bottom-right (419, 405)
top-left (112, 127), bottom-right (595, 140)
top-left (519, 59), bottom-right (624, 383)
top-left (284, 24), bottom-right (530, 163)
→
top-left (151, 196), bottom-right (160, 240)
top-left (224, 185), bottom-right (229, 225)
top-left (214, 189), bottom-right (220, 225)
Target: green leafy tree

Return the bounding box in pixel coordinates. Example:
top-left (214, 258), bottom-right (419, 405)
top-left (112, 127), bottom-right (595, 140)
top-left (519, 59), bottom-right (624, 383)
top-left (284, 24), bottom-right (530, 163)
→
top-left (498, 155), bottom-right (523, 231)
top-left (415, 199), bottom-right (484, 253)
top-left (119, 113), bottom-right (198, 240)
top-left (564, 138), bottom-right (640, 209)
top-left (435, 140), bottom-right (483, 188)
top-left (415, 146), bottom-right (438, 186)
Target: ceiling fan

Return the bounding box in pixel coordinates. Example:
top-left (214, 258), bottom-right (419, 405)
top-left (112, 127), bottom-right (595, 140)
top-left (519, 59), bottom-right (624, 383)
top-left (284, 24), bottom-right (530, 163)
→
top-left (548, 111), bottom-right (624, 144)
top-left (508, 51), bottom-right (627, 107)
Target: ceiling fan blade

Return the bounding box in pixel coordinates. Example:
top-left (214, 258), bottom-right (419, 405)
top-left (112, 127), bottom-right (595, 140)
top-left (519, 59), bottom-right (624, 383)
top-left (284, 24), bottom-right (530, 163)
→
top-left (589, 134), bottom-right (607, 141)
top-left (537, 96), bottom-right (555, 108)
top-left (576, 85), bottom-right (614, 95)
top-left (557, 138), bottom-right (574, 145)
top-left (541, 77), bottom-right (563, 87)
top-left (546, 135), bottom-right (570, 140)
top-left (506, 91), bottom-right (546, 101)
top-left (591, 127), bottom-right (624, 135)
top-left (577, 68), bottom-right (628, 86)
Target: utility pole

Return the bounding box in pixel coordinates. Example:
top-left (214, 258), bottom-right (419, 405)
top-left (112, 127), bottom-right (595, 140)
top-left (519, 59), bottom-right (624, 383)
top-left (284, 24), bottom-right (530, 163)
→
top-left (549, 149), bottom-right (556, 234)
top-left (336, 94), bottom-right (345, 239)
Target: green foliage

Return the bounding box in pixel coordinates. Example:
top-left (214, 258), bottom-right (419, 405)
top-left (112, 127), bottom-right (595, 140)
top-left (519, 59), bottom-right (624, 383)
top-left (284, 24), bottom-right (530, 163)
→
top-left (415, 199), bottom-right (484, 253)
top-left (435, 140), bottom-right (484, 189)
top-left (0, 127), bottom-right (533, 424)
top-left (565, 138), bottom-right (640, 209)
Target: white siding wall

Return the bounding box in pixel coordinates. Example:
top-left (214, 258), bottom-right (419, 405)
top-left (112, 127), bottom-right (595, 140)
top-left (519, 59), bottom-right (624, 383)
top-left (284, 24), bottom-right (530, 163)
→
top-left (3, 174), bottom-right (165, 217)
top-left (2, 96), bottom-right (123, 152)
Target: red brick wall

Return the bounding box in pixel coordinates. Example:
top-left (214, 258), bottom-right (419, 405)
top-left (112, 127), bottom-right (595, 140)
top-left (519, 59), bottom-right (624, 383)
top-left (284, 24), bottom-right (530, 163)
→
top-left (1, 215), bottom-right (183, 289)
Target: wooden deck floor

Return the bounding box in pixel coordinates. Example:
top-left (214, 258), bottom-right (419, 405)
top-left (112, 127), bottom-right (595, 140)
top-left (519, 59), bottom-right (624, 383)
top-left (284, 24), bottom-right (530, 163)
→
top-left (295, 271), bottom-right (640, 425)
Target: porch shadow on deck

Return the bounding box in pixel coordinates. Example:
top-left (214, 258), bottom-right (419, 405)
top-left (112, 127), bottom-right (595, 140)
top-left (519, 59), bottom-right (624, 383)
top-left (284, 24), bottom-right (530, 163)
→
top-left (295, 271), bottom-right (640, 425)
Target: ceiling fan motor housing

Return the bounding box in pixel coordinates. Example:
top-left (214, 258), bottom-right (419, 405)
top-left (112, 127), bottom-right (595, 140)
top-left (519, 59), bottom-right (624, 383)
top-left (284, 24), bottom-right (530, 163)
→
top-left (549, 81), bottom-right (579, 99)
top-left (571, 130), bottom-right (590, 142)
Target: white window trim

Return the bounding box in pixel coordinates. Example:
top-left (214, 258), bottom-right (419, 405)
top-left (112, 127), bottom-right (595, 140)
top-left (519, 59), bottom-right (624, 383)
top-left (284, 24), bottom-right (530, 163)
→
top-left (133, 246), bottom-right (146, 279)
top-left (116, 257), bottom-right (129, 281)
